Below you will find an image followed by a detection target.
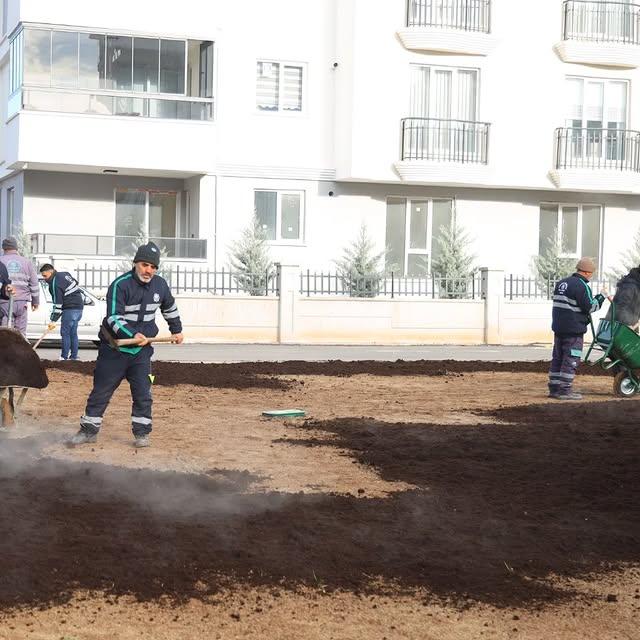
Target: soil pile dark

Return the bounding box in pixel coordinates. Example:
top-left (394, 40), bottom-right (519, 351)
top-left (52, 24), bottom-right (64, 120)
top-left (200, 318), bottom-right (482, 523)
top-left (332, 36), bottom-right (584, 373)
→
top-left (43, 358), bottom-right (609, 386)
top-left (0, 330), bottom-right (48, 388)
top-left (1, 398), bottom-right (637, 612)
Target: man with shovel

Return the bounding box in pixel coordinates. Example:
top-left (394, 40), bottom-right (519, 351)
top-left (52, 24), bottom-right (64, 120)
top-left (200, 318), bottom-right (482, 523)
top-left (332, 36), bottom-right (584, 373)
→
top-left (71, 242), bottom-right (183, 448)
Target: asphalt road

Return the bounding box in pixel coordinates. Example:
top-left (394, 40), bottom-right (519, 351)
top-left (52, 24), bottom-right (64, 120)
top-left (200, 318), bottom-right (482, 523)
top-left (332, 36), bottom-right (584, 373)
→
top-left (37, 342), bottom-right (552, 363)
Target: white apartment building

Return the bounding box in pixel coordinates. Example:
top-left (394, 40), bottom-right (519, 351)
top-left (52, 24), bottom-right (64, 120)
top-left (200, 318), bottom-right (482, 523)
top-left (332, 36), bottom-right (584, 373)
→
top-left (0, 0), bottom-right (639, 276)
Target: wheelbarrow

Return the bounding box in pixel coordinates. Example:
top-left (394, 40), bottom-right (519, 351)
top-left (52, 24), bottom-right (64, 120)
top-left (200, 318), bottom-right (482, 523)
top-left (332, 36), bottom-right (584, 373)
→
top-left (584, 302), bottom-right (640, 397)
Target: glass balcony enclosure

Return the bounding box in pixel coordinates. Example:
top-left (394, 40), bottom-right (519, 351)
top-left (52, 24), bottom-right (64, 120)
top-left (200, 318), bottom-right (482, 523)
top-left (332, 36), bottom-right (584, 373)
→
top-left (9, 26), bottom-right (214, 121)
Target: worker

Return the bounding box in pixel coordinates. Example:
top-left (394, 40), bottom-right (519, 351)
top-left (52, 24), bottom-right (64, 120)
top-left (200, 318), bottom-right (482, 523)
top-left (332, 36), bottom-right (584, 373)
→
top-left (548, 257), bottom-right (611, 400)
top-left (39, 264), bottom-right (84, 361)
top-left (0, 261), bottom-right (15, 299)
top-left (0, 237), bottom-right (39, 336)
top-left (70, 242), bottom-right (183, 448)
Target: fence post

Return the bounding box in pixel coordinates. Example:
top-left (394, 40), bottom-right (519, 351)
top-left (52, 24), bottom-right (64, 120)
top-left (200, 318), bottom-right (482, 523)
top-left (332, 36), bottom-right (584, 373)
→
top-left (277, 264), bottom-right (299, 344)
top-left (480, 267), bottom-right (504, 345)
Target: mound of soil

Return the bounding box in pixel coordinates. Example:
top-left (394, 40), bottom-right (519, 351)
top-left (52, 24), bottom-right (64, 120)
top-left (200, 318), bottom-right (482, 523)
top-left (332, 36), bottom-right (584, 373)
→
top-left (0, 330), bottom-right (48, 388)
top-left (43, 358), bottom-right (609, 387)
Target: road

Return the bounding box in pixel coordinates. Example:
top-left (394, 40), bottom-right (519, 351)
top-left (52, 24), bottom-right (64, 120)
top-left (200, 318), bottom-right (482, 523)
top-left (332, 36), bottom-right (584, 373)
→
top-left (37, 343), bottom-right (552, 363)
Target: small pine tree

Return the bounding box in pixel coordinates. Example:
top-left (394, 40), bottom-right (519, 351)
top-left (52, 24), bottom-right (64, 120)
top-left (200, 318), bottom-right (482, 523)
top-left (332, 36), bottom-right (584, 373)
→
top-left (228, 216), bottom-right (274, 296)
top-left (607, 225), bottom-right (640, 280)
top-left (13, 225), bottom-right (33, 259)
top-left (431, 220), bottom-right (476, 299)
top-left (117, 229), bottom-right (172, 280)
top-left (532, 232), bottom-right (575, 296)
top-left (334, 223), bottom-right (384, 298)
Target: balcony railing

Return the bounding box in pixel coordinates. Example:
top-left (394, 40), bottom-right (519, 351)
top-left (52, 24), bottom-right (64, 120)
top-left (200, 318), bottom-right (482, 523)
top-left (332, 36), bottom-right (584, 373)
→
top-left (21, 88), bottom-right (213, 121)
top-left (407, 0), bottom-right (490, 32)
top-left (562, 0), bottom-right (640, 44)
top-left (401, 118), bottom-right (490, 163)
top-left (554, 127), bottom-right (640, 171)
top-left (31, 234), bottom-right (207, 260)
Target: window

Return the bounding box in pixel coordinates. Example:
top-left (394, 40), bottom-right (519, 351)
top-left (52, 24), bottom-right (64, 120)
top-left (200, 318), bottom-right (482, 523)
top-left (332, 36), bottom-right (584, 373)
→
top-left (565, 77), bottom-right (628, 162)
top-left (6, 187), bottom-right (14, 237)
top-left (2, 0), bottom-right (7, 36)
top-left (255, 190), bottom-right (304, 242)
top-left (115, 189), bottom-right (178, 255)
top-left (256, 61), bottom-right (304, 112)
top-left (539, 204), bottom-right (602, 267)
top-left (385, 197), bottom-right (453, 276)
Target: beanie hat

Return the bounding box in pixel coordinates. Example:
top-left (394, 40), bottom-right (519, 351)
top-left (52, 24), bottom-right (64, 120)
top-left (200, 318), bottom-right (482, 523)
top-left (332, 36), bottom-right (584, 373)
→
top-left (576, 257), bottom-right (596, 273)
top-left (133, 241), bottom-right (161, 268)
top-left (2, 236), bottom-right (18, 251)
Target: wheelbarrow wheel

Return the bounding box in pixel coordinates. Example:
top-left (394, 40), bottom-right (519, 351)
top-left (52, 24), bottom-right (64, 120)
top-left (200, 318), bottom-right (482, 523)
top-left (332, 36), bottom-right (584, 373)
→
top-left (613, 372), bottom-right (638, 398)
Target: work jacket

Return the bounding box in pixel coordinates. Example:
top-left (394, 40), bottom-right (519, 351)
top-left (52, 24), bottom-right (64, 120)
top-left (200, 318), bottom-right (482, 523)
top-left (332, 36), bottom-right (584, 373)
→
top-left (0, 252), bottom-right (39, 304)
top-left (552, 273), bottom-right (604, 336)
top-left (101, 269), bottom-right (182, 354)
top-left (47, 271), bottom-right (84, 321)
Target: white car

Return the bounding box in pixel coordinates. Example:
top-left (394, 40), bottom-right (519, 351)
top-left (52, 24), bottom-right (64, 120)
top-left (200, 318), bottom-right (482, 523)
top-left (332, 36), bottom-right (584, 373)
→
top-left (25, 279), bottom-right (106, 346)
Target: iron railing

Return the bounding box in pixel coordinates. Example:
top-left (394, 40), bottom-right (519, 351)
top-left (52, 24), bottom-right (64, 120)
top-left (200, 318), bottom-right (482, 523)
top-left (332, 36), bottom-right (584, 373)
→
top-left (72, 263), bottom-right (280, 296)
top-left (407, 0), bottom-right (491, 32)
top-left (505, 274), bottom-right (618, 300)
top-left (554, 127), bottom-right (640, 171)
top-left (401, 118), bottom-right (490, 163)
top-left (300, 271), bottom-right (483, 299)
top-left (562, 0), bottom-right (640, 44)
top-left (31, 234), bottom-right (208, 260)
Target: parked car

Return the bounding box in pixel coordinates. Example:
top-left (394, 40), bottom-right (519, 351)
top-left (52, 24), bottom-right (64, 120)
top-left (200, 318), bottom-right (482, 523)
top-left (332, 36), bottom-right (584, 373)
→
top-left (25, 279), bottom-right (106, 346)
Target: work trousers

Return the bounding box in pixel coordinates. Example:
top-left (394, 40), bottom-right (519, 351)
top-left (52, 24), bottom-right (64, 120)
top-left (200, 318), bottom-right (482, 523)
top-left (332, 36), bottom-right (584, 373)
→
top-left (548, 334), bottom-right (583, 395)
top-left (0, 301), bottom-right (28, 336)
top-left (81, 344), bottom-right (153, 437)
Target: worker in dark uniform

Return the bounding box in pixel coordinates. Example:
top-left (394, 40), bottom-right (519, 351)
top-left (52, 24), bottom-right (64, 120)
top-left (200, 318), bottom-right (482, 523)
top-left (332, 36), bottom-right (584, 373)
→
top-left (548, 257), bottom-right (611, 400)
top-left (0, 261), bottom-right (14, 299)
top-left (39, 264), bottom-right (84, 360)
top-left (70, 242), bottom-right (183, 448)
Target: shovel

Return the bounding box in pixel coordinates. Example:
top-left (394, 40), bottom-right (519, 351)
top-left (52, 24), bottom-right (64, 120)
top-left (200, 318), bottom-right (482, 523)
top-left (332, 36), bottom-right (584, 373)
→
top-left (115, 336), bottom-right (179, 347)
top-left (33, 322), bottom-right (57, 350)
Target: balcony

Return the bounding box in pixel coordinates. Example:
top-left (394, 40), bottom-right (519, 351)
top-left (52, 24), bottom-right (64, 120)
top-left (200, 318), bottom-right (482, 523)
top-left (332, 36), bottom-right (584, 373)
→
top-left (394, 117), bottom-right (491, 185)
top-left (397, 0), bottom-right (497, 55)
top-left (549, 127), bottom-right (640, 192)
top-left (554, 1), bottom-right (640, 67)
top-left (31, 234), bottom-right (207, 260)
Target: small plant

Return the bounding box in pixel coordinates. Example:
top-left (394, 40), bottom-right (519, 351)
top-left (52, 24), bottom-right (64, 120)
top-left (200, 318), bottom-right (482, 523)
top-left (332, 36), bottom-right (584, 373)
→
top-left (334, 223), bottom-right (384, 298)
top-left (117, 229), bottom-right (172, 279)
top-left (228, 215), bottom-right (275, 296)
top-left (532, 232), bottom-right (575, 296)
top-left (12, 224), bottom-right (33, 259)
top-left (431, 220), bottom-right (476, 299)
top-left (608, 225), bottom-right (640, 280)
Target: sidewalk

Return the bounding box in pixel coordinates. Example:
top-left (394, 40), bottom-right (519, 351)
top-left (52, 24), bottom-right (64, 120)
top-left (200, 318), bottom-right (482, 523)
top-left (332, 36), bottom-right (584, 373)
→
top-left (37, 343), bottom-right (553, 363)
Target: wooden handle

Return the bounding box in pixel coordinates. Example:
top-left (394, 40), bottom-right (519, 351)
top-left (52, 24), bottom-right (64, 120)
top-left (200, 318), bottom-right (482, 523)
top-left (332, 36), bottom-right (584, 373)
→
top-left (114, 336), bottom-right (178, 347)
top-left (33, 324), bottom-right (56, 351)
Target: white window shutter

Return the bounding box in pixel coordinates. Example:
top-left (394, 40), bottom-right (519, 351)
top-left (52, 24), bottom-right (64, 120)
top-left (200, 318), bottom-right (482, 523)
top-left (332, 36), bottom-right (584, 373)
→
top-left (283, 65), bottom-right (302, 111)
top-left (256, 61), bottom-right (280, 111)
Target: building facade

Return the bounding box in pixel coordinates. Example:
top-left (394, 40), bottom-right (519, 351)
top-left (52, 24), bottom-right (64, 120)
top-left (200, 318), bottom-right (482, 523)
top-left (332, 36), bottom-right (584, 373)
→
top-left (0, 0), bottom-right (639, 276)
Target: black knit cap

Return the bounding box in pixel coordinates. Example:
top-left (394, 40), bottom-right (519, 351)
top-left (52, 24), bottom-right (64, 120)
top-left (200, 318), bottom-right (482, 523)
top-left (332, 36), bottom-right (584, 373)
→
top-left (133, 242), bottom-right (160, 268)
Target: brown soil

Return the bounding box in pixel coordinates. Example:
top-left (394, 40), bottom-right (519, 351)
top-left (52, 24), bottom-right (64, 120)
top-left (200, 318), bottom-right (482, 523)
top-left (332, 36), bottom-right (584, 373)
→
top-left (0, 330), bottom-right (48, 388)
top-left (0, 362), bottom-right (638, 639)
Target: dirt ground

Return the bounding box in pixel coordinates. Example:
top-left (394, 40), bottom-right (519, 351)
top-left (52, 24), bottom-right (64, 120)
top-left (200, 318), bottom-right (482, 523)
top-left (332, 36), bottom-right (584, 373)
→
top-left (0, 359), bottom-right (638, 640)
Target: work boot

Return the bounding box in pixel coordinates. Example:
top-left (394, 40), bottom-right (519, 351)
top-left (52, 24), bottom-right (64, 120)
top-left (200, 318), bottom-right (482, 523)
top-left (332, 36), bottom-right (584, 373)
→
top-left (553, 391), bottom-right (583, 401)
top-left (69, 429), bottom-right (97, 445)
top-left (133, 435), bottom-right (150, 448)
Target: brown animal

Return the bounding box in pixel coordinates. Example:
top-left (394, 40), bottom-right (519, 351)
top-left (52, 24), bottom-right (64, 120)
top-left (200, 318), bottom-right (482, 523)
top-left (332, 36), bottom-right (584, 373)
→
top-left (0, 328), bottom-right (48, 428)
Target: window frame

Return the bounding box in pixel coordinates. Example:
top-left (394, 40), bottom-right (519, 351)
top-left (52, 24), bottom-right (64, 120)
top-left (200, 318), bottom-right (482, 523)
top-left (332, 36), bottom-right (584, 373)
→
top-left (385, 196), bottom-right (455, 276)
top-left (255, 58), bottom-right (306, 115)
top-left (254, 189), bottom-right (305, 245)
top-left (114, 187), bottom-right (180, 243)
top-left (538, 202), bottom-right (604, 262)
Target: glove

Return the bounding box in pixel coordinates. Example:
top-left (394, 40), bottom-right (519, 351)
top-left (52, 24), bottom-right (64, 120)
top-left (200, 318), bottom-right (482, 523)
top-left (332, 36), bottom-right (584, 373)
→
top-left (50, 312), bottom-right (61, 322)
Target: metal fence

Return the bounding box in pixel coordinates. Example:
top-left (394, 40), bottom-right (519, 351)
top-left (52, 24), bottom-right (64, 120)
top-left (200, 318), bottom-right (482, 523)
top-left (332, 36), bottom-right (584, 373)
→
top-left (299, 271), bottom-right (483, 299)
top-left (407, 0), bottom-right (491, 32)
top-left (401, 118), bottom-right (490, 164)
top-left (504, 274), bottom-right (619, 300)
top-left (75, 264), bottom-right (280, 296)
top-left (554, 127), bottom-right (640, 172)
top-left (562, 0), bottom-right (640, 44)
